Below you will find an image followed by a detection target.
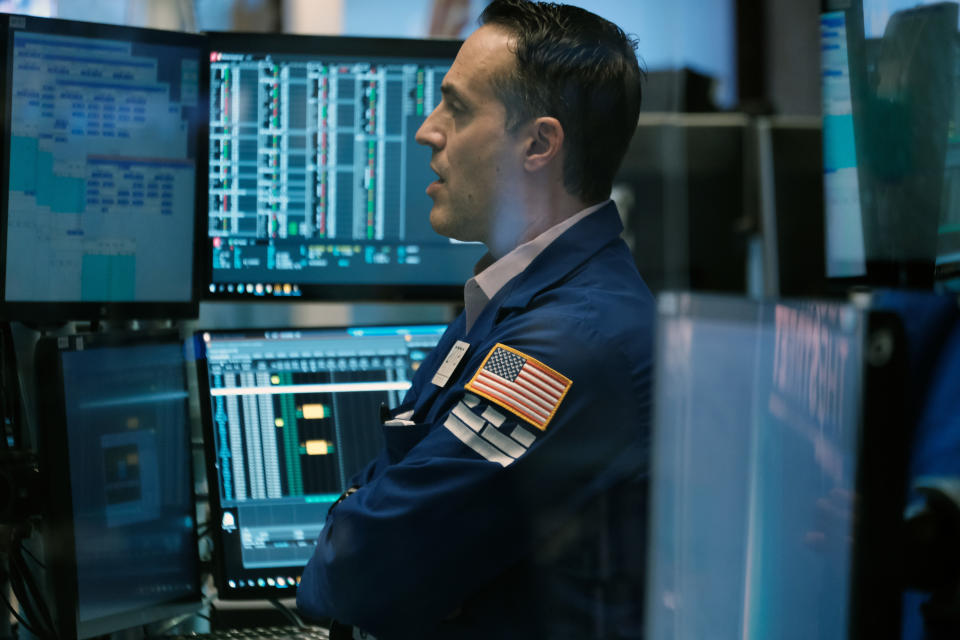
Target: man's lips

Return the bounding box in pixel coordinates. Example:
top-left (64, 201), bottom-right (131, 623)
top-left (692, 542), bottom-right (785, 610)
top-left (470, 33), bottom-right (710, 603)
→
top-left (426, 168), bottom-right (445, 196)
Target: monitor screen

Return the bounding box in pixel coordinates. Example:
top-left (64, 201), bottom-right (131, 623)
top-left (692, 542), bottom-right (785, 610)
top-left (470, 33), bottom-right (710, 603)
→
top-left (821, 1), bottom-right (960, 290)
top-left (645, 292), bottom-right (906, 639)
top-left (203, 32), bottom-right (485, 302)
top-left (194, 323), bottom-right (447, 599)
top-left (821, 10), bottom-right (867, 279)
top-left (36, 332), bottom-right (201, 639)
top-left (0, 13), bottom-right (208, 321)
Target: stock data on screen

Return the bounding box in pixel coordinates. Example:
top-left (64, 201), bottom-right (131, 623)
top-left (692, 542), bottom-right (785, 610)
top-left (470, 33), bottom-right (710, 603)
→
top-left (5, 30), bottom-right (200, 303)
top-left (207, 48), bottom-right (484, 297)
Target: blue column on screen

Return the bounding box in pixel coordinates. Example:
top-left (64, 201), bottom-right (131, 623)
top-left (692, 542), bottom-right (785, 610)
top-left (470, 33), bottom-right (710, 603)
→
top-left (9, 136), bottom-right (38, 192)
top-left (82, 254), bottom-right (110, 299)
top-left (110, 255), bottom-right (136, 301)
top-left (81, 255), bottom-right (136, 301)
top-left (35, 148), bottom-right (86, 213)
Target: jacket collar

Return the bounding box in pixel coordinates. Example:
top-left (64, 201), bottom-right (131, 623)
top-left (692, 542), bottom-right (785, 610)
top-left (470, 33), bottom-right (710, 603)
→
top-left (476, 200), bottom-right (624, 323)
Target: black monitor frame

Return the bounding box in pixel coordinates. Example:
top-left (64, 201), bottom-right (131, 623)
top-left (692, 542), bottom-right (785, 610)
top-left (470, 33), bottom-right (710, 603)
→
top-left (0, 13), bottom-right (208, 323)
top-left (201, 32), bottom-right (471, 304)
top-left (35, 330), bottom-right (202, 639)
top-left (646, 292), bottom-right (909, 639)
top-left (839, 301), bottom-right (909, 638)
top-left (193, 322), bottom-right (447, 600)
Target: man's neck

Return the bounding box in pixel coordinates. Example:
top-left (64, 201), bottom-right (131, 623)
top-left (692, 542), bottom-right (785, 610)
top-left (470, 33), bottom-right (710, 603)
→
top-left (486, 186), bottom-right (594, 259)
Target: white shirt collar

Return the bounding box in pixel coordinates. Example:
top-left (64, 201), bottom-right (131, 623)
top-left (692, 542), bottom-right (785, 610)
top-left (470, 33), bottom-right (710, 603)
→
top-left (463, 200), bottom-right (610, 331)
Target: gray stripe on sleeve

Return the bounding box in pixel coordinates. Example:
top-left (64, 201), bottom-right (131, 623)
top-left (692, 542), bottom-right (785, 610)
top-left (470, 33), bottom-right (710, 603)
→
top-left (480, 405), bottom-right (506, 426)
top-left (510, 424), bottom-right (536, 448)
top-left (444, 414), bottom-right (513, 467)
top-left (452, 401), bottom-right (486, 432)
top-left (481, 424), bottom-right (527, 459)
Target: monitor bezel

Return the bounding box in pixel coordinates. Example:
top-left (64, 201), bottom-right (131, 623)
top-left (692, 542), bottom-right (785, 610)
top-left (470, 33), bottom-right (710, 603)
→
top-left (646, 292), bottom-right (908, 639)
top-left (201, 31), bottom-right (470, 304)
top-left (193, 322), bottom-right (448, 600)
top-left (0, 13), bottom-right (209, 323)
top-left (35, 329), bottom-right (203, 639)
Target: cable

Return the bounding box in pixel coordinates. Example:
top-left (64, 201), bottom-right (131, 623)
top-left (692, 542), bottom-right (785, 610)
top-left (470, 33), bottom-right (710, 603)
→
top-left (8, 563), bottom-right (52, 638)
top-left (1, 587), bottom-right (42, 638)
top-left (6, 561), bottom-right (52, 638)
top-left (19, 543), bottom-right (45, 569)
top-left (9, 541), bottom-right (56, 638)
top-left (269, 598), bottom-right (307, 629)
top-left (12, 543), bottom-right (54, 633)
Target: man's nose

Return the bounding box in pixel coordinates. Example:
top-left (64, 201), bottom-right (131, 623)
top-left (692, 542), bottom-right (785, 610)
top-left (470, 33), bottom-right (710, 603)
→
top-left (415, 108), bottom-right (443, 149)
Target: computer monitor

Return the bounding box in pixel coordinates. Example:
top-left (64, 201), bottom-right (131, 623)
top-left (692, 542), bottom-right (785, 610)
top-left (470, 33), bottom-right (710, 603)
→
top-left (193, 323), bottom-right (447, 599)
top-left (645, 292), bottom-right (907, 639)
top-left (821, 1), bottom-right (959, 290)
top-left (821, 8), bottom-right (867, 280)
top-left (35, 331), bottom-right (202, 639)
top-left (0, 13), bottom-right (208, 322)
top-left (203, 32), bottom-right (484, 302)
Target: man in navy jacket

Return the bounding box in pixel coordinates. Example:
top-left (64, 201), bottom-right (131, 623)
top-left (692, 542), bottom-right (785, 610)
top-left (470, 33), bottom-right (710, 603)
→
top-left (297, 2), bottom-right (652, 637)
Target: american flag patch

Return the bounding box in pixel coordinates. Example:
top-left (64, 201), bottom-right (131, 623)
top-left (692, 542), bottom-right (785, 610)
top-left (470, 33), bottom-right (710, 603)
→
top-left (465, 344), bottom-right (572, 431)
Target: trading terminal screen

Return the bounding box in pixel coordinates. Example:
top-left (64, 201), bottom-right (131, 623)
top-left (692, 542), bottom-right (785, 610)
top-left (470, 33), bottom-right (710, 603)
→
top-left (205, 34), bottom-right (484, 300)
top-left (194, 324), bottom-right (446, 597)
top-left (0, 15), bottom-right (206, 319)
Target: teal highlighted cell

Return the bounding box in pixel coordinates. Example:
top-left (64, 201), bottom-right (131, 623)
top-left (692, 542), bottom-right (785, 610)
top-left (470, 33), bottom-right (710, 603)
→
top-left (823, 114), bottom-right (858, 171)
top-left (81, 254), bottom-right (135, 301)
top-left (10, 136), bottom-right (38, 192)
top-left (11, 135), bottom-right (86, 213)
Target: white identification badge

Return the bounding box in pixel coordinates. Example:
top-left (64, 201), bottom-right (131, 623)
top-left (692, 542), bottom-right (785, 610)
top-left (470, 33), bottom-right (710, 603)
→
top-left (431, 340), bottom-right (470, 387)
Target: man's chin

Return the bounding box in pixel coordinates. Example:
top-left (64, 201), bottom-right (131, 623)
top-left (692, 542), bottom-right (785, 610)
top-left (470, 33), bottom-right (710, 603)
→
top-left (429, 209), bottom-right (484, 244)
top-left (429, 211), bottom-right (459, 240)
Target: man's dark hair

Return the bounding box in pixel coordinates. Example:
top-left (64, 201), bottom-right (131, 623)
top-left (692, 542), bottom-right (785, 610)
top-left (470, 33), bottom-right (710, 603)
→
top-left (479, 0), bottom-right (643, 204)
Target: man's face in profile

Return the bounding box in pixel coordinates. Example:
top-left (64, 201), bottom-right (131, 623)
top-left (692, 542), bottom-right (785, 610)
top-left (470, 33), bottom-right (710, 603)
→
top-left (415, 25), bottom-right (525, 248)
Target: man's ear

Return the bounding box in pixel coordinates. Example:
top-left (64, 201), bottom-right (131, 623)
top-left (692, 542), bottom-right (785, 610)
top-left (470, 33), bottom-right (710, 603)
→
top-left (523, 116), bottom-right (564, 173)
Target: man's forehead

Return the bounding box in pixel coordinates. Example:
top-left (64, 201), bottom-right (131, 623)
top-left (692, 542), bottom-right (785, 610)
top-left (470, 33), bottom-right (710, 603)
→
top-left (444, 25), bottom-right (516, 99)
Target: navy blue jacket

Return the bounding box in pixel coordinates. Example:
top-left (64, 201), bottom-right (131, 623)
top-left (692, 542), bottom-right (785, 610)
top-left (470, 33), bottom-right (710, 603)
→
top-left (297, 202), bottom-right (654, 639)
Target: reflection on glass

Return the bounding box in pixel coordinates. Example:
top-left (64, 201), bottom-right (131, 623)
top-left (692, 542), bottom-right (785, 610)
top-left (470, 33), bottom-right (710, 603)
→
top-left (646, 293), bottom-right (864, 640)
top-left (822, 0), bottom-right (960, 290)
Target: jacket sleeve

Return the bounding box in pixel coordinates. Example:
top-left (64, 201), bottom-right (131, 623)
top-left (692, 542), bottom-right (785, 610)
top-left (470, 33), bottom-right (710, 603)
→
top-left (296, 315), bottom-right (652, 638)
top-left (343, 334), bottom-right (450, 489)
